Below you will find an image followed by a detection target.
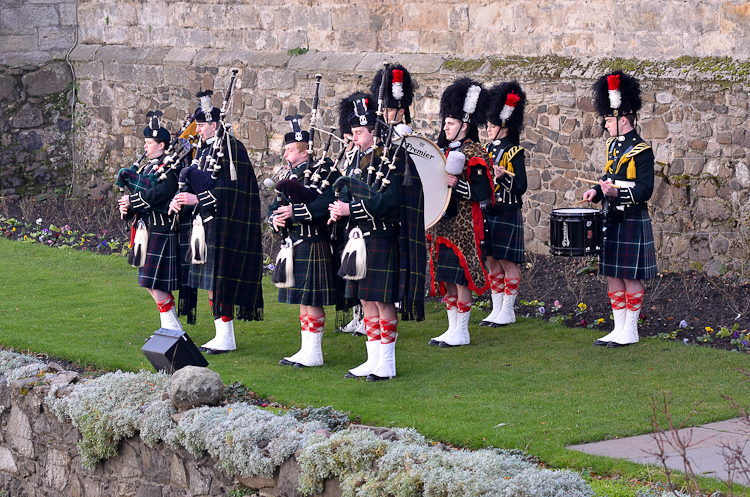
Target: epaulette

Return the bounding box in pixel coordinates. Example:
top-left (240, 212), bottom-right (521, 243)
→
top-left (505, 145), bottom-right (524, 162)
top-left (623, 142), bottom-right (651, 158)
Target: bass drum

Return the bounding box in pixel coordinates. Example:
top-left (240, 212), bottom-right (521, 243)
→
top-left (549, 208), bottom-right (603, 256)
top-left (395, 135), bottom-right (450, 229)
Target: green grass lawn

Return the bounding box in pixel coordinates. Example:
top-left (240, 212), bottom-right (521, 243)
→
top-left (1, 238), bottom-right (748, 491)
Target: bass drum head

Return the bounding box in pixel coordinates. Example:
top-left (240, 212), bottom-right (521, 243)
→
top-left (395, 135), bottom-right (450, 229)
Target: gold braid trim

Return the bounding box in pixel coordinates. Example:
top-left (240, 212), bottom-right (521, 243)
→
top-left (614, 143), bottom-right (651, 179)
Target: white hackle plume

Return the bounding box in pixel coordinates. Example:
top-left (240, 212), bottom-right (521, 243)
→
top-left (608, 90), bottom-right (621, 111)
top-left (392, 82), bottom-right (404, 100)
top-left (462, 85), bottom-right (481, 120)
top-left (499, 104), bottom-right (514, 122)
top-left (200, 95), bottom-right (213, 114)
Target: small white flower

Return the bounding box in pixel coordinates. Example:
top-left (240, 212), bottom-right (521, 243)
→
top-left (35, 218), bottom-right (42, 225)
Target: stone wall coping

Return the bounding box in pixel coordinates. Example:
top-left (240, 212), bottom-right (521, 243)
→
top-left (357, 52), bottom-right (448, 74)
top-left (287, 51), bottom-right (364, 72)
top-left (163, 47), bottom-right (199, 67)
top-left (217, 49), bottom-right (289, 69)
top-left (69, 45), bottom-right (750, 84)
top-left (67, 44), bottom-right (102, 63)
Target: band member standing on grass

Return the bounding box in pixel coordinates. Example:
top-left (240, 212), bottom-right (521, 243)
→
top-left (169, 95), bottom-right (264, 354)
top-left (427, 78), bottom-right (493, 348)
top-left (481, 82), bottom-right (527, 328)
top-left (583, 71), bottom-right (657, 348)
top-left (268, 116), bottom-right (341, 368)
top-left (118, 112), bottom-right (184, 333)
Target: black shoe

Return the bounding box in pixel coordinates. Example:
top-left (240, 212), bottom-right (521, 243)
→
top-left (293, 363), bottom-right (307, 368)
top-left (366, 374), bottom-right (392, 382)
top-left (479, 321), bottom-right (492, 327)
top-left (439, 341), bottom-right (459, 348)
top-left (279, 358), bottom-right (297, 366)
top-left (428, 339), bottom-right (442, 346)
top-left (204, 348), bottom-right (231, 355)
top-left (198, 346), bottom-right (210, 352)
top-left (352, 330), bottom-right (366, 337)
top-left (593, 340), bottom-right (610, 346)
top-left (344, 372), bottom-right (361, 379)
top-left (489, 322), bottom-right (506, 328)
top-left (606, 342), bottom-right (633, 348)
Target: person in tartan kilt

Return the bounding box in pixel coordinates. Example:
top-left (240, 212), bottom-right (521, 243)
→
top-left (117, 111), bottom-right (183, 332)
top-left (267, 115), bottom-right (342, 367)
top-left (329, 91), bottom-right (425, 381)
top-left (427, 78), bottom-right (493, 348)
top-left (170, 95), bottom-right (264, 354)
top-left (332, 91), bottom-right (372, 336)
top-left (481, 81), bottom-right (527, 328)
top-left (583, 71), bottom-right (657, 348)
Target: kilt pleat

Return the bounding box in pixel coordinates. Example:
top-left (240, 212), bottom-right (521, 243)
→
top-left (485, 209), bottom-right (525, 263)
top-left (601, 209), bottom-right (657, 280)
top-left (346, 235), bottom-right (400, 303)
top-left (278, 239), bottom-right (340, 306)
top-left (138, 231), bottom-right (180, 291)
top-left (434, 243), bottom-right (469, 286)
top-left (187, 218), bottom-right (216, 290)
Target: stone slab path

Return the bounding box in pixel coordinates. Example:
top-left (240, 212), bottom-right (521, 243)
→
top-left (568, 418), bottom-right (750, 485)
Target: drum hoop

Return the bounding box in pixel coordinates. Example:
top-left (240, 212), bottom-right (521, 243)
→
top-left (398, 134), bottom-right (452, 229)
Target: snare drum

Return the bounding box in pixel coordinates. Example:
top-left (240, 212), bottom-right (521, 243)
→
top-left (549, 208), bottom-right (603, 256)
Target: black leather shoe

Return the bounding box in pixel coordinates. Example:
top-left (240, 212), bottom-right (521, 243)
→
top-left (606, 342), bottom-right (632, 348)
top-left (279, 358), bottom-right (296, 366)
top-left (489, 322), bottom-right (506, 328)
top-left (293, 363), bottom-right (307, 368)
top-left (198, 346), bottom-right (210, 352)
top-left (352, 330), bottom-right (366, 337)
top-left (428, 339), bottom-right (442, 346)
top-left (344, 372), bottom-right (361, 379)
top-left (366, 374), bottom-right (392, 382)
top-left (593, 340), bottom-right (610, 346)
top-left (439, 341), bottom-right (459, 348)
top-left (479, 321), bottom-right (492, 327)
top-left (204, 348), bottom-right (231, 355)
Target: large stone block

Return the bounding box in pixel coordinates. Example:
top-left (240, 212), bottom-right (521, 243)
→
top-left (10, 104), bottom-right (43, 129)
top-left (403, 3), bottom-right (448, 31)
top-left (1, 5), bottom-right (59, 28)
top-left (169, 366), bottom-right (223, 411)
top-left (39, 26), bottom-right (76, 51)
top-left (641, 117), bottom-right (669, 140)
top-left (257, 69), bottom-right (295, 90)
top-left (45, 448), bottom-right (70, 490)
top-left (22, 61), bottom-right (73, 96)
top-left (0, 34), bottom-right (38, 54)
top-left (8, 406), bottom-right (34, 458)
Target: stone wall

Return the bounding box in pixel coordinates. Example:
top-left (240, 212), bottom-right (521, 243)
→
top-left (73, 0), bottom-right (750, 60)
top-left (66, 46), bottom-right (750, 275)
top-left (0, 62), bottom-right (75, 199)
top-left (0, 0), bottom-right (77, 67)
top-left (0, 375), bottom-right (341, 497)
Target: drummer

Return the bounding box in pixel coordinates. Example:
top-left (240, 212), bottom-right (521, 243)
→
top-left (481, 82), bottom-right (527, 327)
top-left (582, 71), bottom-right (657, 348)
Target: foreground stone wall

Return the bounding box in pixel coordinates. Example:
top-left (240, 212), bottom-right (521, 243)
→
top-left (0, 375), bottom-right (340, 497)
top-left (74, 0), bottom-right (750, 60)
top-left (67, 46), bottom-right (750, 275)
top-left (0, 62), bottom-right (75, 199)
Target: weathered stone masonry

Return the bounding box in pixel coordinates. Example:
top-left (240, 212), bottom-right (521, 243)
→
top-left (66, 46), bottom-right (750, 276)
top-left (0, 375), bottom-right (342, 497)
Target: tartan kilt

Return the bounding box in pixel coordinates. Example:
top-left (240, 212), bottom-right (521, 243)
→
top-left (138, 231), bottom-right (180, 291)
top-left (435, 243), bottom-right (469, 286)
top-left (346, 234), bottom-right (400, 303)
top-left (278, 239), bottom-right (339, 306)
top-left (187, 218), bottom-right (216, 290)
top-left (601, 208), bottom-right (658, 280)
top-left (485, 208), bottom-right (525, 264)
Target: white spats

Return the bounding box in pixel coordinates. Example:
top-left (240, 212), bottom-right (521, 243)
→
top-left (202, 318), bottom-right (236, 352)
top-left (347, 339), bottom-right (381, 378)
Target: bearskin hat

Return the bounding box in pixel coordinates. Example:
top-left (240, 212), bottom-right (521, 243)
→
top-left (592, 71), bottom-right (642, 118)
top-left (440, 77), bottom-right (488, 127)
top-left (487, 81), bottom-right (526, 144)
top-left (337, 91), bottom-right (372, 136)
top-left (143, 111), bottom-right (170, 144)
top-left (369, 64), bottom-right (415, 124)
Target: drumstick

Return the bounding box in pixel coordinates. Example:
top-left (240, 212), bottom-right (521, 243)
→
top-left (575, 177), bottom-right (620, 189)
top-left (571, 199), bottom-right (590, 205)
